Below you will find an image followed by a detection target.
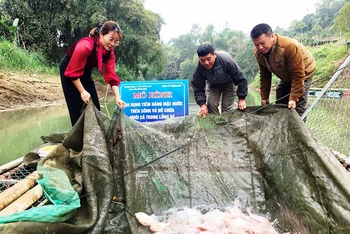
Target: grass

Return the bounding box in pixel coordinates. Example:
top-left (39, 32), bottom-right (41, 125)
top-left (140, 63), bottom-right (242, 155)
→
top-left (0, 40), bottom-right (57, 76)
top-left (308, 43), bottom-right (349, 87)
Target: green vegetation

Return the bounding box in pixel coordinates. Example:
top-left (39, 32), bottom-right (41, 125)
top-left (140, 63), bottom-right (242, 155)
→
top-left (309, 43), bottom-right (349, 87)
top-left (334, 2), bottom-right (350, 40)
top-left (0, 40), bottom-right (57, 75)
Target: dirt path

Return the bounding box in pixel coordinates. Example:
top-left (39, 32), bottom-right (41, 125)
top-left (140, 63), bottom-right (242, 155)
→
top-left (0, 71), bottom-right (107, 112)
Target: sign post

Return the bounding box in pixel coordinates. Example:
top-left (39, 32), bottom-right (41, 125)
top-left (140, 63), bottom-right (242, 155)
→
top-left (120, 80), bottom-right (189, 122)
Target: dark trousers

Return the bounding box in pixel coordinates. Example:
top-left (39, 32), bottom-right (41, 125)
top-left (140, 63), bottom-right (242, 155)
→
top-left (275, 76), bottom-right (313, 116)
top-left (206, 83), bottom-right (237, 114)
top-left (59, 56), bottom-right (100, 126)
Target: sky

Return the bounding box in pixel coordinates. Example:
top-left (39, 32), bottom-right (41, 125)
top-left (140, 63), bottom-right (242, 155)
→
top-left (144, 0), bottom-right (320, 42)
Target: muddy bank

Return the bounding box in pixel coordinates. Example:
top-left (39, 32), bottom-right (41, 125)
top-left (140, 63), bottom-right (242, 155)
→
top-left (0, 71), bottom-right (107, 112)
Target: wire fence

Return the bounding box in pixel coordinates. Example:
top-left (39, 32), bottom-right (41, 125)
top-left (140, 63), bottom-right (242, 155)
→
top-left (305, 55), bottom-right (350, 160)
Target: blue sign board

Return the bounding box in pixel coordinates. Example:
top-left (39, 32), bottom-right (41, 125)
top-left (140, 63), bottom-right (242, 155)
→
top-left (120, 80), bottom-right (189, 122)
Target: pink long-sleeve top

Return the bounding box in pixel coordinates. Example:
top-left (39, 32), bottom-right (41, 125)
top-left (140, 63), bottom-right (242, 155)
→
top-left (64, 36), bottom-right (120, 86)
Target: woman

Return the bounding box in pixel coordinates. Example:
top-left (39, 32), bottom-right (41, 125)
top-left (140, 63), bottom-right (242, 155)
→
top-left (60, 21), bottom-right (126, 126)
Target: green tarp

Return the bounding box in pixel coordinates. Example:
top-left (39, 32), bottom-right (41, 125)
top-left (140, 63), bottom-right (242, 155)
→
top-left (0, 101), bottom-right (350, 233)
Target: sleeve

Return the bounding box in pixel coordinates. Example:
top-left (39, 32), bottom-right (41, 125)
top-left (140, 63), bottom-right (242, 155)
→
top-left (285, 44), bottom-right (305, 102)
top-left (64, 40), bottom-right (92, 79)
top-left (258, 62), bottom-right (272, 100)
top-left (191, 64), bottom-right (207, 106)
top-left (102, 51), bottom-right (120, 86)
top-left (226, 60), bottom-right (248, 99)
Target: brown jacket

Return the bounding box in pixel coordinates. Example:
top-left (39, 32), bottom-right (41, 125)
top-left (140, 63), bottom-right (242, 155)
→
top-left (254, 34), bottom-right (316, 102)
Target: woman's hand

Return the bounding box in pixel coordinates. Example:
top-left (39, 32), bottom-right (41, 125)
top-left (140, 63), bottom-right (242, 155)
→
top-left (72, 79), bottom-right (90, 104)
top-left (111, 85), bottom-right (126, 109)
top-left (80, 90), bottom-right (91, 104)
top-left (116, 97), bottom-right (126, 109)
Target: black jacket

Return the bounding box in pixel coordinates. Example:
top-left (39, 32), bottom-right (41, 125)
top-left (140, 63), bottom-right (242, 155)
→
top-left (191, 51), bottom-right (248, 106)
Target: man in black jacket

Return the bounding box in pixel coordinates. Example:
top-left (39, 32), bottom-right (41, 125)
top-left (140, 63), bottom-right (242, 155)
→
top-left (192, 43), bottom-right (248, 118)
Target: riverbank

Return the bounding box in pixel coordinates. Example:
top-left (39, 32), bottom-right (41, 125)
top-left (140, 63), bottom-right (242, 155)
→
top-left (0, 71), bottom-right (107, 112)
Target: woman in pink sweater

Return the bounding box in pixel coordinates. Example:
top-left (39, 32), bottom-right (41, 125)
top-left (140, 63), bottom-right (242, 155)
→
top-left (60, 21), bottom-right (125, 126)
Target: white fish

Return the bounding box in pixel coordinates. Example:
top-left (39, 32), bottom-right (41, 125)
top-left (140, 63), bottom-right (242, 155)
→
top-left (134, 212), bottom-right (169, 232)
top-left (135, 199), bottom-right (284, 234)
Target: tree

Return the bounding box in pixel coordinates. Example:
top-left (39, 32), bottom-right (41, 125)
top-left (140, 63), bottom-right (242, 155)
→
top-left (0, 18), bottom-right (18, 45)
top-left (179, 55), bottom-right (197, 80)
top-left (199, 24), bottom-right (215, 45)
top-left (334, 2), bottom-right (350, 39)
top-left (113, 0), bottom-right (166, 77)
top-left (315, 0), bottom-right (346, 29)
top-left (301, 13), bottom-right (316, 33)
top-left (311, 23), bottom-right (322, 42)
top-left (170, 24), bottom-right (201, 62)
top-left (0, 0), bottom-right (166, 78)
top-left (155, 46), bottom-right (181, 80)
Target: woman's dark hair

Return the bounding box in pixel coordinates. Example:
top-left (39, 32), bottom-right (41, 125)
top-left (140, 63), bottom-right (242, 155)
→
top-left (250, 23), bottom-right (273, 39)
top-left (89, 21), bottom-right (123, 42)
top-left (197, 43), bottom-right (215, 57)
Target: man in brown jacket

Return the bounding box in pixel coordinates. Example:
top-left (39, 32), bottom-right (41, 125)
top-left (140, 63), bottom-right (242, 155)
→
top-left (250, 23), bottom-right (316, 116)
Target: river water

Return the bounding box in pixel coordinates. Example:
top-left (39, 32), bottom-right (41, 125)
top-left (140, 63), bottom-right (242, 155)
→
top-left (0, 91), bottom-right (263, 166)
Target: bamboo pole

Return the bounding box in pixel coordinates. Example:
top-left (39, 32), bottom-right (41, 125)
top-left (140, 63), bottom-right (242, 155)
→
top-left (0, 184), bottom-right (43, 216)
top-left (0, 171), bottom-right (40, 211)
top-left (0, 157), bottom-right (24, 174)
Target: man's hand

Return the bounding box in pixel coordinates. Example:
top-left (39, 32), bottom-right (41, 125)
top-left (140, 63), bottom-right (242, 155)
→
top-left (261, 99), bottom-right (269, 105)
top-left (288, 100), bottom-right (296, 109)
top-left (238, 99), bottom-right (246, 110)
top-left (198, 104), bottom-right (208, 118)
